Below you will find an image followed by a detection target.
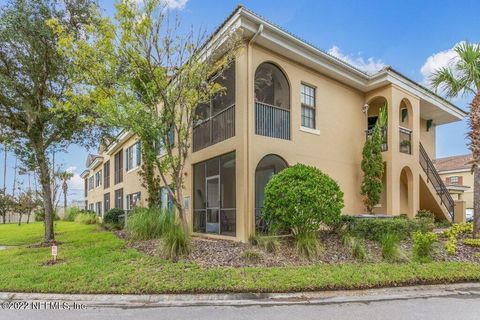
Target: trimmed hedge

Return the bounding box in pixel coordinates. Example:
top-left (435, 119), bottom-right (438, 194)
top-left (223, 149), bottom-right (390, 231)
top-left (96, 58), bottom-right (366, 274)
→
top-left (349, 217), bottom-right (427, 241)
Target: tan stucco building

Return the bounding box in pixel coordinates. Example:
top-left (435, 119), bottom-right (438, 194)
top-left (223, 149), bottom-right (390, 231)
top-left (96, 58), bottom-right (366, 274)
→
top-left (434, 154), bottom-right (474, 219)
top-left (82, 6), bottom-right (467, 242)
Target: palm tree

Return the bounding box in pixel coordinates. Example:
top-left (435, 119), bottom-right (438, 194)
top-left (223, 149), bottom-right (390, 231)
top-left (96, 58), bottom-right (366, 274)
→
top-left (56, 171), bottom-right (74, 214)
top-left (430, 42), bottom-right (480, 236)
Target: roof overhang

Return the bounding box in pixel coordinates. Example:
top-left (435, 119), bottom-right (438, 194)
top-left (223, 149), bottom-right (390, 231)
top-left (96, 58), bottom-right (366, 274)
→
top-left (224, 7), bottom-right (467, 125)
top-left (105, 131), bottom-right (134, 155)
top-left (446, 185), bottom-right (470, 192)
top-left (80, 170), bottom-right (90, 179)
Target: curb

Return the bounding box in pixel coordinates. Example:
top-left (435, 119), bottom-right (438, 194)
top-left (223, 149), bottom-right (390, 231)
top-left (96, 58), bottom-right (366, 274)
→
top-left (1, 283), bottom-right (480, 308)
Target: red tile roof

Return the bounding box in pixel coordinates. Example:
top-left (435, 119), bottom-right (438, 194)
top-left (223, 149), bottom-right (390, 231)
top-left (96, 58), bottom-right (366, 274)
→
top-left (433, 154), bottom-right (473, 172)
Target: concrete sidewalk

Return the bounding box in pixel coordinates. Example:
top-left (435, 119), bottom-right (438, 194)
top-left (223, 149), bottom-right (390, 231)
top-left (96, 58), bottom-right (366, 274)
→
top-left (1, 283), bottom-right (480, 308)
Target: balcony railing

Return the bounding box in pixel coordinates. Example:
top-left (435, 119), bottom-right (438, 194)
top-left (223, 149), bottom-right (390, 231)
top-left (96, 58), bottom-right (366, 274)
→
top-left (399, 127), bottom-right (412, 154)
top-left (255, 102), bottom-right (290, 140)
top-left (193, 104), bottom-right (235, 152)
top-left (365, 127), bottom-right (388, 152)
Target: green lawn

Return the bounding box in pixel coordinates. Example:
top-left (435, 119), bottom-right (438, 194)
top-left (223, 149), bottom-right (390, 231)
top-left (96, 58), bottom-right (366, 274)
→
top-left (0, 222), bottom-right (479, 294)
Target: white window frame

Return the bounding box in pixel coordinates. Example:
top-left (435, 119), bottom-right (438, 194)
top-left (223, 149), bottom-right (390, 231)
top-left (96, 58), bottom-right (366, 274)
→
top-left (300, 83), bottom-right (316, 130)
top-left (88, 176), bottom-right (94, 191)
top-left (449, 176), bottom-right (459, 185)
top-left (95, 170), bottom-right (102, 188)
top-left (126, 192), bottom-right (141, 210)
top-left (126, 141), bottom-right (141, 172)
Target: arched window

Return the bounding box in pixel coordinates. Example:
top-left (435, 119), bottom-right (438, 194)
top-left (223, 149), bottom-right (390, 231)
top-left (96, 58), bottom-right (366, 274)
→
top-left (255, 62), bottom-right (290, 109)
top-left (254, 154), bottom-right (288, 233)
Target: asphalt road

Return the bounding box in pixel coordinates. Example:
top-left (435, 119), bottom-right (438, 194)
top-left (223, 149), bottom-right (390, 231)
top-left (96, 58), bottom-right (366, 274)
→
top-left (1, 293), bottom-right (480, 320)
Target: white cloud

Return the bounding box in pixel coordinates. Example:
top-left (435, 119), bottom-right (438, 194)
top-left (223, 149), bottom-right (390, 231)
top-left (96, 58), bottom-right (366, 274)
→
top-left (163, 0), bottom-right (188, 9)
top-left (327, 45), bottom-right (386, 75)
top-left (64, 166), bottom-right (84, 200)
top-left (131, 0), bottom-right (188, 10)
top-left (420, 43), bottom-right (460, 85)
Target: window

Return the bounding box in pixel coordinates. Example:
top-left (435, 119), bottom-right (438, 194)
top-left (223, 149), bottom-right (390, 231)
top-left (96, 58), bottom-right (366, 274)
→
top-left (103, 161), bottom-right (110, 189)
top-left (95, 201), bottom-right (102, 216)
top-left (114, 188), bottom-right (124, 209)
top-left (126, 141), bottom-right (141, 172)
top-left (160, 187), bottom-right (174, 211)
top-left (255, 62), bottom-right (290, 109)
top-left (89, 203), bottom-right (94, 212)
top-left (95, 170), bottom-right (102, 188)
top-left (88, 176), bottom-right (94, 190)
top-left (126, 192), bottom-right (141, 210)
top-left (114, 149), bottom-right (123, 184)
top-left (448, 176), bottom-right (460, 185)
top-left (104, 193), bottom-right (110, 213)
top-left (301, 84), bottom-right (316, 129)
top-left (193, 152), bottom-right (236, 236)
top-left (157, 127), bottom-right (175, 156)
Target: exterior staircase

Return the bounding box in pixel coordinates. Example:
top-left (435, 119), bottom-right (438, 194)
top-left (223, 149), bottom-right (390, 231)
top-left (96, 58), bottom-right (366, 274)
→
top-left (419, 143), bottom-right (454, 220)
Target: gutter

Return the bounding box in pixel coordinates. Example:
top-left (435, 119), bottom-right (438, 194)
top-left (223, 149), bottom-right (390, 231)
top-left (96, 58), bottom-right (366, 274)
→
top-left (247, 23), bottom-right (263, 236)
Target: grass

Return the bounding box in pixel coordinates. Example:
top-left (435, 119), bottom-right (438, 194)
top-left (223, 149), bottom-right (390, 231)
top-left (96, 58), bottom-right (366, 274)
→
top-left (380, 233), bottom-right (407, 263)
top-left (0, 222), bottom-right (480, 294)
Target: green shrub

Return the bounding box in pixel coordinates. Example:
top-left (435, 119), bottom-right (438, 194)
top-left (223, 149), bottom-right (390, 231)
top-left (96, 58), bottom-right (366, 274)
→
top-left (416, 210), bottom-right (434, 220)
top-left (75, 212), bottom-right (98, 225)
top-left (263, 163), bottom-right (344, 235)
top-left (463, 239), bottom-right (480, 247)
top-left (350, 217), bottom-right (422, 241)
top-left (34, 209), bottom-right (60, 222)
top-left (104, 208), bottom-right (125, 227)
top-left (380, 233), bottom-right (407, 263)
top-left (125, 207), bottom-right (174, 240)
top-left (443, 223), bottom-right (473, 255)
top-left (240, 249), bottom-right (262, 263)
top-left (63, 207), bottom-right (82, 221)
top-left (295, 232), bottom-right (322, 259)
top-left (412, 231), bottom-right (438, 262)
top-left (256, 235), bottom-right (280, 253)
top-left (330, 215), bottom-right (356, 233)
top-left (161, 221), bottom-right (191, 260)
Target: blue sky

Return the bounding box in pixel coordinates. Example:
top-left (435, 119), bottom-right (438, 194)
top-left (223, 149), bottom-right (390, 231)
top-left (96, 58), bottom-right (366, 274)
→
top-left (1, 0), bottom-right (479, 202)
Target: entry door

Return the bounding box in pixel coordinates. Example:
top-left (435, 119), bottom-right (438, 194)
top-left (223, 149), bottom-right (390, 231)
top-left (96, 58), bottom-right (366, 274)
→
top-left (206, 176), bottom-right (220, 233)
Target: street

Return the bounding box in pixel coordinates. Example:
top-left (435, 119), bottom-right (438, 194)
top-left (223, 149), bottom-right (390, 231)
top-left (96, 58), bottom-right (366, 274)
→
top-left (1, 284), bottom-right (480, 320)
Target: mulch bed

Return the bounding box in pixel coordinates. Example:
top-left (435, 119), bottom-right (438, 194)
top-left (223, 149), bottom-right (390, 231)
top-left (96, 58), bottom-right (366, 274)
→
top-left (116, 231), bottom-right (384, 268)
top-left (115, 229), bottom-right (480, 268)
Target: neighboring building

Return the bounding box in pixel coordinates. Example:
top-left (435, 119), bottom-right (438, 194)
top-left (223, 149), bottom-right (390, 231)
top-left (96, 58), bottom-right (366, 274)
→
top-left (434, 154), bottom-right (474, 219)
top-left (82, 6), bottom-right (467, 242)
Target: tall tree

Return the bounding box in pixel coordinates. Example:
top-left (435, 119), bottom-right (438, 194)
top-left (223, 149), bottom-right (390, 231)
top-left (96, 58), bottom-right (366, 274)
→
top-left (15, 190), bottom-right (37, 225)
top-left (430, 42), bottom-right (480, 236)
top-left (53, 0), bottom-right (240, 229)
top-left (56, 170), bottom-right (73, 213)
top-left (361, 105), bottom-right (387, 213)
top-left (0, 0), bottom-right (103, 242)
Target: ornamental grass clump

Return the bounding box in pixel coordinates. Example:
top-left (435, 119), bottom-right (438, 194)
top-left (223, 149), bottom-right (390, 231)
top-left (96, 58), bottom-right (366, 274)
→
top-left (295, 232), bottom-right (322, 259)
top-left (161, 220), bottom-right (191, 261)
top-left (379, 233), bottom-right (408, 263)
top-left (342, 233), bottom-right (368, 261)
top-left (125, 207), bottom-right (175, 240)
top-left (256, 235), bottom-right (281, 253)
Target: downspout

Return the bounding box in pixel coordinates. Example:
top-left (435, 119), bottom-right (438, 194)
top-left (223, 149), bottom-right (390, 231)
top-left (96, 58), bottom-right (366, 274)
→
top-left (247, 23), bottom-right (263, 239)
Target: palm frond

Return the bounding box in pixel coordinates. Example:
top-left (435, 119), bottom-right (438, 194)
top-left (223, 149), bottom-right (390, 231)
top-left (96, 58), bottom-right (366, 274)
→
top-left (429, 67), bottom-right (467, 98)
top-left (454, 42), bottom-right (480, 92)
